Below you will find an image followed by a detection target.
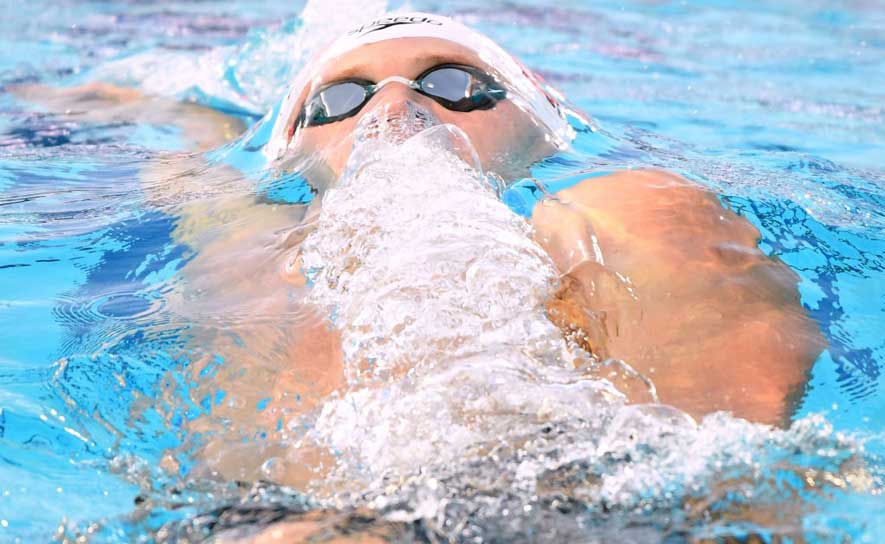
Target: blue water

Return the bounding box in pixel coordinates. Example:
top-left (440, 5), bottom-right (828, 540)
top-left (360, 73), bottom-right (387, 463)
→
top-left (1, 0), bottom-right (883, 541)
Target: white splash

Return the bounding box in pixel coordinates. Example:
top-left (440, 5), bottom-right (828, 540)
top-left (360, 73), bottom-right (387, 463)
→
top-left (289, 107), bottom-right (871, 523)
top-left (297, 108), bottom-right (624, 487)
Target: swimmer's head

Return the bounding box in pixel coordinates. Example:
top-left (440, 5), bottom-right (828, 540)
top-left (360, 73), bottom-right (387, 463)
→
top-left (266, 13), bottom-right (578, 182)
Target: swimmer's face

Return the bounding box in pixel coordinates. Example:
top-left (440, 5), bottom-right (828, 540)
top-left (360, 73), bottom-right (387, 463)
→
top-left (284, 38), bottom-right (555, 181)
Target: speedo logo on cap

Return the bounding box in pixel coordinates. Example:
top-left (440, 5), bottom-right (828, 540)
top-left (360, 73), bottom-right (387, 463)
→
top-left (348, 15), bottom-right (443, 36)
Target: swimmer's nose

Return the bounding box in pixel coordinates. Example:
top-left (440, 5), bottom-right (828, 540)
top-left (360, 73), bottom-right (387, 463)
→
top-left (361, 82), bottom-right (429, 120)
top-left (352, 84), bottom-right (441, 145)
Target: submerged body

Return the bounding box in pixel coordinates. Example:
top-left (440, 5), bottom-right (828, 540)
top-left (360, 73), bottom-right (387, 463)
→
top-left (15, 8), bottom-right (825, 522)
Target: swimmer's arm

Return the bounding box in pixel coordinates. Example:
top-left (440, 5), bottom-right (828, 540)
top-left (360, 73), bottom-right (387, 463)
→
top-left (11, 83), bottom-right (305, 252)
top-left (14, 84), bottom-right (342, 467)
top-left (13, 83), bottom-right (319, 318)
top-left (533, 169), bottom-right (825, 426)
top-left (10, 82), bottom-right (244, 151)
top-left (12, 82), bottom-right (260, 236)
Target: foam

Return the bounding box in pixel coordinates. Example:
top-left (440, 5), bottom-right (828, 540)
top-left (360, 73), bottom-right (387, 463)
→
top-left (293, 108), bottom-right (619, 488)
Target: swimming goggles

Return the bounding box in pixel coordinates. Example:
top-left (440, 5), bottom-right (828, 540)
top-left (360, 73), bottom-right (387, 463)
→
top-left (295, 64), bottom-right (507, 129)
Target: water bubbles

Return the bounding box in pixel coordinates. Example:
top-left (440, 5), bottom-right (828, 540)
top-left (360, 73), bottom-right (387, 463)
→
top-left (1, 0), bottom-right (882, 540)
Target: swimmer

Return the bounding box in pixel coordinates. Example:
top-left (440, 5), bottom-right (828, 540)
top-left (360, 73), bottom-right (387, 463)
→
top-left (11, 11), bottom-right (834, 542)
top-left (262, 13), bottom-right (823, 424)
top-left (15, 10), bottom-right (824, 480)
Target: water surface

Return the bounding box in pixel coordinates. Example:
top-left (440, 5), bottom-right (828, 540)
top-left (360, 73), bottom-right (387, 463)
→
top-left (0, 0), bottom-right (883, 541)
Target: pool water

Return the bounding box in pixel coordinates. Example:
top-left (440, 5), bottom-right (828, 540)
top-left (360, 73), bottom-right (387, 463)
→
top-left (1, 0), bottom-right (883, 541)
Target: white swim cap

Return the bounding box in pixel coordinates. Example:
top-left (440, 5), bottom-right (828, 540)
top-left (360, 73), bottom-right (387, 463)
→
top-left (265, 12), bottom-right (574, 160)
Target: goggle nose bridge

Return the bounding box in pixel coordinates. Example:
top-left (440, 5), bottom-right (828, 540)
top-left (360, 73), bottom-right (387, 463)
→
top-left (368, 75), bottom-right (422, 93)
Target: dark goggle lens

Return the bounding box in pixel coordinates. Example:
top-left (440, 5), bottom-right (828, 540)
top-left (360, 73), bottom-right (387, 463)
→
top-left (306, 81), bottom-right (369, 125)
top-left (419, 66), bottom-right (505, 112)
top-left (419, 67), bottom-right (472, 102)
top-left (300, 66), bottom-right (505, 128)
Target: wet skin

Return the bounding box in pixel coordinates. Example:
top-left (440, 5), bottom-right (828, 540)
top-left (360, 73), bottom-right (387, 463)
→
top-left (275, 36), bottom-right (824, 426)
top-left (534, 170), bottom-right (824, 425)
top-left (278, 38), bottom-right (557, 184)
top-left (14, 36), bottom-right (824, 483)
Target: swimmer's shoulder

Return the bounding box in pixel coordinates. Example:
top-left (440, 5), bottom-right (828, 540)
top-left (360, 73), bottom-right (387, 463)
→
top-left (535, 168), bottom-right (756, 240)
top-left (554, 168), bottom-right (712, 207)
top-left (530, 168), bottom-right (761, 274)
